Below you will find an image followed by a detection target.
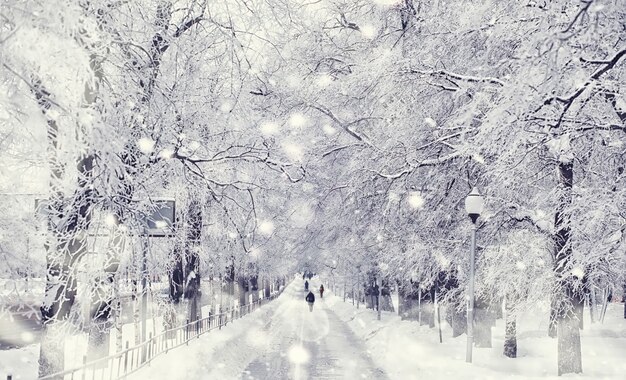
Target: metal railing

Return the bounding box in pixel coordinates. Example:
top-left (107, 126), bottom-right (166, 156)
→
top-left (36, 287), bottom-right (285, 380)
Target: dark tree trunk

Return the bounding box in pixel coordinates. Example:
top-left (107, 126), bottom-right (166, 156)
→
top-left (226, 259), bottom-right (235, 296)
top-left (250, 276), bottom-right (259, 302)
top-left (184, 201), bottom-right (202, 322)
top-left (185, 252), bottom-right (201, 322)
top-left (623, 281), bottom-right (626, 319)
top-left (379, 280), bottom-right (394, 312)
top-left (549, 297), bottom-right (558, 338)
top-left (504, 317), bottom-right (517, 358)
top-left (264, 278), bottom-right (271, 298)
top-left (365, 283), bottom-right (375, 309)
top-left (169, 248), bottom-right (184, 303)
top-left (397, 282), bottom-right (407, 319)
top-left (449, 304), bottom-right (467, 338)
top-left (238, 276), bottom-right (248, 307)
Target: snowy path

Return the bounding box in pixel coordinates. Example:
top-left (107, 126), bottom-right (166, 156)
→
top-left (240, 282), bottom-right (388, 380)
top-left (127, 279), bottom-right (388, 380)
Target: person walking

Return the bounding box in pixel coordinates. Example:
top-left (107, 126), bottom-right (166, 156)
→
top-left (319, 284), bottom-right (324, 298)
top-left (304, 280), bottom-right (309, 291)
top-left (305, 290), bottom-right (315, 312)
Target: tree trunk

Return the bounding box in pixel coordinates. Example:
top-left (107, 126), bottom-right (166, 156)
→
top-left (87, 228), bottom-right (124, 362)
top-left (589, 290), bottom-right (596, 324)
top-left (504, 298), bottom-right (517, 358)
top-left (184, 200), bottom-right (202, 323)
top-left (238, 276), bottom-right (248, 308)
top-left (397, 283), bottom-right (404, 316)
top-left (504, 317), bottom-right (517, 358)
top-left (419, 288), bottom-right (435, 327)
top-left (31, 33), bottom-right (101, 371)
top-left (399, 281), bottom-right (419, 320)
top-left (379, 281), bottom-right (395, 312)
top-left (554, 160), bottom-right (583, 375)
top-left (549, 297), bottom-right (558, 338)
top-left (474, 296), bottom-right (492, 348)
top-left (250, 276), bottom-right (259, 302)
top-left (557, 297), bottom-right (582, 375)
top-left (226, 259), bottom-right (235, 297)
top-left (133, 275), bottom-right (141, 346)
top-left (448, 301), bottom-right (467, 338)
top-left (114, 275), bottom-right (122, 352)
top-left (36, 88), bottom-right (96, 377)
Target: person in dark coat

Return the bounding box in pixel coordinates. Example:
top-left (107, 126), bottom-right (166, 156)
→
top-left (304, 280), bottom-right (309, 291)
top-left (306, 290), bottom-right (315, 312)
top-left (319, 284), bottom-right (324, 298)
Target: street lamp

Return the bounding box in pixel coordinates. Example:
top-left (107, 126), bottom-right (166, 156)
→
top-left (464, 187), bottom-right (484, 364)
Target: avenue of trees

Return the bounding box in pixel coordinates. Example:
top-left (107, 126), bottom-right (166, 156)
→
top-left (0, 0), bottom-right (624, 377)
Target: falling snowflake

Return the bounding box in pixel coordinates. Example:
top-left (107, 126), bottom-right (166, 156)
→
top-left (323, 124), bottom-right (337, 136)
top-left (219, 99), bottom-right (234, 113)
top-left (317, 73), bottom-right (333, 87)
top-left (289, 113), bottom-right (307, 128)
top-left (137, 137), bottom-right (155, 154)
top-left (104, 213), bottom-right (117, 227)
top-left (361, 24), bottom-right (377, 39)
top-left (287, 344), bottom-right (310, 364)
top-left (249, 247), bottom-right (262, 259)
top-left (258, 220), bottom-right (275, 235)
top-left (407, 192), bottom-right (425, 209)
top-left (571, 267), bottom-right (584, 279)
top-left (260, 121), bottom-right (280, 136)
top-left (160, 148), bottom-right (174, 159)
top-left (424, 117), bottom-right (437, 128)
top-left (282, 142), bottom-right (304, 162)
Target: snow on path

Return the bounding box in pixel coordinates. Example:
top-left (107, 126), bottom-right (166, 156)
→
top-left (128, 278), bottom-right (388, 380)
top-left (241, 280), bottom-right (387, 379)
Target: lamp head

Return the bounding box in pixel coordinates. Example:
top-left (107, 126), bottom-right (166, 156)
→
top-left (464, 187), bottom-right (484, 224)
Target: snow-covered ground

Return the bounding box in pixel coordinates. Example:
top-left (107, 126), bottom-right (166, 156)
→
top-left (129, 278), bottom-right (626, 380)
top-left (127, 278), bottom-right (385, 380)
top-left (327, 289), bottom-right (626, 379)
top-left (0, 299), bottom-right (229, 379)
top-left (2, 278), bottom-right (625, 379)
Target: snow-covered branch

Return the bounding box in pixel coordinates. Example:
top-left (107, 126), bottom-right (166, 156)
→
top-left (539, 48), bottom-right (626, 127)
top-left (405, 68), bottom-right (506, 87)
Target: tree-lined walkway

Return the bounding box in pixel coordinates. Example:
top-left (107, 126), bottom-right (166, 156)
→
top-left (240, 280), bottom-right (388, 380)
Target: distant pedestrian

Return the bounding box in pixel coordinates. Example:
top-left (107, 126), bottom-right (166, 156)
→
top-left (306, 290), bottom-right (315, 312)
top-left (319, 284), bottom-right (324, 298)
top-left (304, 280), bottom-right (309, 291)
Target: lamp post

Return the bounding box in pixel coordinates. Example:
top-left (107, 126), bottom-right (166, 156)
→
top-left (464, 187), bottom-right (484, 364)
top-left (376, 277), bottom-right (381, 321)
